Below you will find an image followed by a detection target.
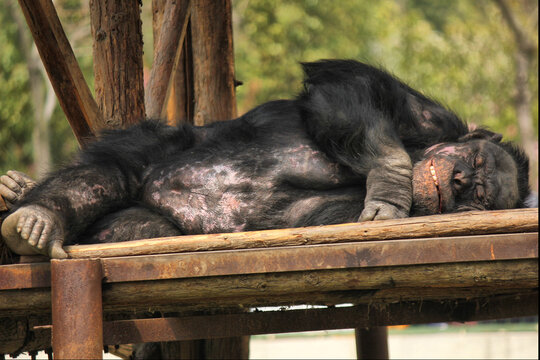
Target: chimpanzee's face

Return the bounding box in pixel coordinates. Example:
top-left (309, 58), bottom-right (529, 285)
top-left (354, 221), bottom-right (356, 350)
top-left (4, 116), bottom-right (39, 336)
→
top-left (411, 140), bottom-right (519, 215)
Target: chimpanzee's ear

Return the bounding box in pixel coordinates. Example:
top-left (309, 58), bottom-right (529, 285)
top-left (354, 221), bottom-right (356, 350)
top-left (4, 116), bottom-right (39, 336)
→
top-left (458, 128), bottom-right (503, 143)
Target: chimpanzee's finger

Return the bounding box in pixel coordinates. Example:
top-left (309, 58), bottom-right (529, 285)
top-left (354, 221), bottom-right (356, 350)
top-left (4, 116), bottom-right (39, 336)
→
top-left (16, 213), bottom-right (29, 233)
top-left (0, 175), bottom-right (21, 194)
top-left (6, 170), bottom-right (29, 188)
top-left (358, 207), bottom-right (377, 222)
top-left (36, 222), bottom-right (53, 250)
top-left (0, 184), bottom-right (17, 203)
top-left (20, 216), bottom-right (38, 241)
top-left (29, 219), bottom-right (46, 247)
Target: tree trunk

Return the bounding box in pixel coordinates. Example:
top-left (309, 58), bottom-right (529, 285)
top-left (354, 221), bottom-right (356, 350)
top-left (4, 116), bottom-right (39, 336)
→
top-left (191, 0), bottom-right (236, 124)
top-left (90, 0), bottom-right (145, 129)
top-left (9, 1), bottom-right (53, 178)
top-left (494, 0), bottom-right (538, 191)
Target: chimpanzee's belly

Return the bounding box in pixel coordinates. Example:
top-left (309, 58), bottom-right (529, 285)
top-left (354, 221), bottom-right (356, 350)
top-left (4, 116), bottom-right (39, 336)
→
top-left (142, 142), bottom-right (362, 234)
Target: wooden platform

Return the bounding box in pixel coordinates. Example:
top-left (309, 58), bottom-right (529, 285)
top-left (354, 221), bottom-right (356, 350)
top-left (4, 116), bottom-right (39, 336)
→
top-left (0, 208), bottom-right (537, 357)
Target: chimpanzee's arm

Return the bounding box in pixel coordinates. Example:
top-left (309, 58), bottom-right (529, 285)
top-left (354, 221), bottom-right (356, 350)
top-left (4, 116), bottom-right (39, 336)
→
top-left (298, 61), bottom-right (414, 220)
top-left (1, 121), bottom-right (195, 257)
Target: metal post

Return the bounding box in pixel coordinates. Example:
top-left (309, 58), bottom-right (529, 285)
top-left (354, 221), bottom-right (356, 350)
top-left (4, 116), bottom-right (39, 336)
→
top-left (355, 326), bottom-right (389, 359)
top-left (51, 259), bottom-right (103, 359)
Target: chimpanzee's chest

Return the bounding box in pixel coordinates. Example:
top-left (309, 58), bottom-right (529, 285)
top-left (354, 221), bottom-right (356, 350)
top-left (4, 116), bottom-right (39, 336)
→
top-left (142, 139), bottom-right (360, 234)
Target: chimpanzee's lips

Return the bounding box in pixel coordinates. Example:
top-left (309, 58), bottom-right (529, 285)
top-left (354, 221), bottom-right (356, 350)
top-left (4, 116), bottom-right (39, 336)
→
top-left (429, 159), bottom-right (443, 213)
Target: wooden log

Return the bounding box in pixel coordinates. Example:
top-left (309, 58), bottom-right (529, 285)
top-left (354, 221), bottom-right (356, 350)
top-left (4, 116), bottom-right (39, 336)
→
top-left (152, 0), bottom-right (166, 53)
top-left (90, 0), bottom-right (145, 128)
top-left (0, 259), bottom-right (537, 316)
top-left (17, 0), bottom-right (104, 146)
top-left (3, 291), bottom-right (536, 354)
top-left (162, 25), bottom-right (194, 125)
top-left (102, 291), bottom-right (538, 344)
top-left (191, 0), bottom-right (236, 125)
top-left (64, 209), bottom-right (538, 258)
top-left (145, 0), bottom-right (191, 119)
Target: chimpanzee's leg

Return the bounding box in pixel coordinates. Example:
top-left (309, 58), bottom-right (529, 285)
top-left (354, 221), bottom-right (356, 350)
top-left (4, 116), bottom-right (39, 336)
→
top-left (77, 207), bottom-right (182, 245)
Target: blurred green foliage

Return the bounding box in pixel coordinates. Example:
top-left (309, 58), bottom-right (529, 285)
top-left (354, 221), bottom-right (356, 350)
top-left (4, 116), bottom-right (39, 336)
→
top-left (0, 2), bottom-right (33, 174)
top-left (233, 0), bottom-right (538, 142)
top-left (0, 0), bottom-right (537, 177)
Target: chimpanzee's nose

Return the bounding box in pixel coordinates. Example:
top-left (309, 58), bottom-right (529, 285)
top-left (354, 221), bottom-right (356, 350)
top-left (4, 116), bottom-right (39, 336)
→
top-left (452, 165), bottom-right (473, 192)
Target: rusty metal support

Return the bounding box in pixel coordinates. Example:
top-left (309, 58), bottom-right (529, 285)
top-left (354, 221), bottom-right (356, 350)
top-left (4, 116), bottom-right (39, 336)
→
top-left (51, 259), bottom-right (103, 359)
top-left (356, 327), bottom-right (389, 360)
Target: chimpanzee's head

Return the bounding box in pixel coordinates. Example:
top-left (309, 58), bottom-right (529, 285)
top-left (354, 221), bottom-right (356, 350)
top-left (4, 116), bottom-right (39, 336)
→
top-left (411, 129), bottom-right (530, 215)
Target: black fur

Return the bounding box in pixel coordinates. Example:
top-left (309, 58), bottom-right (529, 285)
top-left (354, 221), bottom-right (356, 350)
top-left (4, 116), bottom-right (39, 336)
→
top-left (7, 60), bottom-right (529, 247)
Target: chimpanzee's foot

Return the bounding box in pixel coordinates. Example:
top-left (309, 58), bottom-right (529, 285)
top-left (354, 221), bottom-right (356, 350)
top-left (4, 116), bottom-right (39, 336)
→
top-left (1, 205), bottom-right (67, 258)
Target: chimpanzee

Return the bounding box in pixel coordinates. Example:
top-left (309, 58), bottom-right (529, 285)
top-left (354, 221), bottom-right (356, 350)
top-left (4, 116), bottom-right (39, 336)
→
top-left (0, 60), bottom-right (530, 259)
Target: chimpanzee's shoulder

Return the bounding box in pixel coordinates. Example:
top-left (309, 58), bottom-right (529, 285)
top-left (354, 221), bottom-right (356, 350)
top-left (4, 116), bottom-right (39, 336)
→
top-left (300, 59), bottom-right (388, 85)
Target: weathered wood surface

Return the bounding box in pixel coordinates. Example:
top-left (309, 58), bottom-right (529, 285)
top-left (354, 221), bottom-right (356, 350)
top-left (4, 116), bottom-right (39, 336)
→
top-left (145, 0), bottom-right (191, 119)
top-left (191, 0), bottom-right (236, 124)
top-left (17, 0), bottom-right (104, 145)
top-left (90, 0), bottom-right (145, 128)
top-left (2, 232), bottom-right (536, 290)
top-left (102, 291), bottom-right (537, 342)
top-left (64, 208), bottom-right (538, 258)
top-left (2, 290), bottom-right (536, 354)
top-left (0, 259), bottom-right (536, 317)
top-left (162, 25), bottom-right (194, 125)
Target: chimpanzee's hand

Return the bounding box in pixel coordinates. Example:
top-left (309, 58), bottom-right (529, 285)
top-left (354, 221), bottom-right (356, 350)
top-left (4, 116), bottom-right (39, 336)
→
top-left (358, 149), bottom-right (413, 222)
top-left (359, 200), bottom-right (408, 221)
top-left (0, 170), bottom-right (36, 209)
top-left (1, 205), bottom-right (67, 258)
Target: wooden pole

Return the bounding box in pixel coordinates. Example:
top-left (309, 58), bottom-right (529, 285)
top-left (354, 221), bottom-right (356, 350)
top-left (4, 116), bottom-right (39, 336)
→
top-left (191, 0), bottom-right (237, 125)
top-left (17, 0), bottom-right (104, 146)
top-left (356, 327), bottom-right (389, 360)
top-left (89, 0), bottom-right (146, 128)
top-left (63, 208), bottom-right (538, 259)
top-left (145, 0), bottom-right (191, 119)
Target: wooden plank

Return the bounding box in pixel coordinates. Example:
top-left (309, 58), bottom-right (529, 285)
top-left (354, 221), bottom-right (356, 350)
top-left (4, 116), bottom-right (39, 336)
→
top-left (90, 0), bottom-right (145, 128)
top-left (17, 0), bottom-right (104, 145)
top-left (191, 0), bottom-right (236, 124)
top-left (65, 209), bottom-right (539, 258)
top-left (102, 291), bottom-right (538, 343)
top-left (145, 0), bottom-right (191, 119)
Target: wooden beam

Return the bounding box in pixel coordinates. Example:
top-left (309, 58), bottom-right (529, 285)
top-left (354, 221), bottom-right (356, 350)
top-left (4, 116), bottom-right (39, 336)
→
top-left (145, 0), bottom-right (191, 119)
top-left (63, 208), bottom-right (538, 259)
top-left (17, 0), bottom-right (104, 146)
top-left (1, 259), bottom-right (537, 316)
top-left (191, 0), bottom-right (236, 124)
top-left (90, 0), bottom-right (145, 128)
top-left (102, 291), bottom-right (538, 344)
top-left (3, 291), bottom-right (535, 354)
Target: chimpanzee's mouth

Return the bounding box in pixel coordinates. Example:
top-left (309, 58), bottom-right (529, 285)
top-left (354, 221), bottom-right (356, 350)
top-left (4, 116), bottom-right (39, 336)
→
top-left (430, 159), bottom-right (443, 213)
